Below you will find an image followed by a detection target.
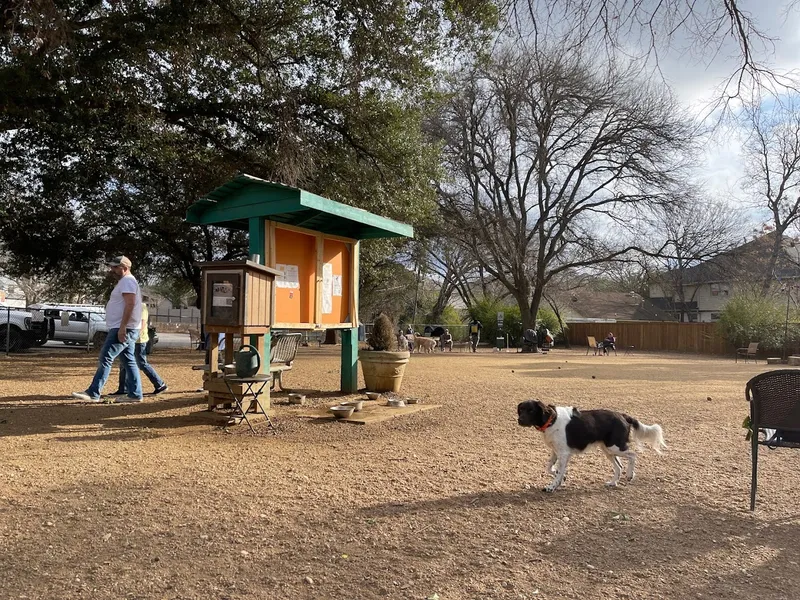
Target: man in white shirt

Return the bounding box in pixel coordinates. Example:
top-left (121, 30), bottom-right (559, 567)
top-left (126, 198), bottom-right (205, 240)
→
top-left (72, 256), bottom-right (144, 403)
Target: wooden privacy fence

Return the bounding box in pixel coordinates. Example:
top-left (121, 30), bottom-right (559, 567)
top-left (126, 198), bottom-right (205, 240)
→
top-left (566, 321), bottom-right (731, 355)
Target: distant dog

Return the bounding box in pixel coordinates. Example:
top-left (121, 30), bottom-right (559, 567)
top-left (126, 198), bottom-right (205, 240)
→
top-left (517, 400), bottom-right (666, 492)
top-left (396, 333), bottom-right (409, 351)
top-left (413, 335), bottom-right (437, 353)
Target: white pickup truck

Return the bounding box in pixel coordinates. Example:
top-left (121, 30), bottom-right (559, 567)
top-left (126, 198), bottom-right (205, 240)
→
top-left (29, 303), bottom-right (158, 349)
top-left (29, 304), bottom-right (109, 347)
top-left (0, 305), bottom-right (49, 351)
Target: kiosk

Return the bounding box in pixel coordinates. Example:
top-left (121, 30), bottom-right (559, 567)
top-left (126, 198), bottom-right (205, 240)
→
top-left (187, 174), bottom-right (413, 394)
top-left (198, 259), bottom-right (281, 410)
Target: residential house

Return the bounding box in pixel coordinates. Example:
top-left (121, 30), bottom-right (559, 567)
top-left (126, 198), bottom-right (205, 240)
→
top-left (0, 275), bottom-right (26, 308)
top-left (556, 291), bottom-right (676, 323)
top-left (648, 233), bottom-right (800, 322)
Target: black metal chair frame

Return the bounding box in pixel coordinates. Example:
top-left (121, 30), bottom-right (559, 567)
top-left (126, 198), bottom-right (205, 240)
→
top-left (223, 374), bottom-right (275, 434)
top-left (745, 369), bottom-right (800, 510)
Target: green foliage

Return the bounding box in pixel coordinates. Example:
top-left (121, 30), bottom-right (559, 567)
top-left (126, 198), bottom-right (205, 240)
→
top-left (468, 297), bottom-right (521, 345)
top-left (367, 313), bottom-right (396, 351)
top-left (718, 294), bottom-right (786, 349)
top-left (467, 298), bottom-right (568, 346)
top-left (537, 307), bottom-right (566, 337)
top-left (0, 0), bottom-right (497, 290)
top-left (438, 305), bottom-right (464, 328)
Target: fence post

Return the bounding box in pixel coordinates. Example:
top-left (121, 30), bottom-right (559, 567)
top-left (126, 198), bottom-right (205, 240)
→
top-left (5, 306), bottom-right (9, 357)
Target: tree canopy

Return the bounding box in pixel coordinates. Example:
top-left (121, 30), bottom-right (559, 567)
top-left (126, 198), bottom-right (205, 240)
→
top-left (0, 0), bottom-right (497, 297)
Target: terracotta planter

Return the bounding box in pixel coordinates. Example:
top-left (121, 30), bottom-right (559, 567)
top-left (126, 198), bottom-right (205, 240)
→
top-left (358, 350), bottom-right (410, 393)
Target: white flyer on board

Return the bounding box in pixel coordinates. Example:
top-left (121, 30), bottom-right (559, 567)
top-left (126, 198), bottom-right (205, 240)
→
top-left (332, 274), bottom-right (343, 297)
top-left (322, 263), bottom-right (333, 314)
top-left (275, 263), bottom-right (300, 289)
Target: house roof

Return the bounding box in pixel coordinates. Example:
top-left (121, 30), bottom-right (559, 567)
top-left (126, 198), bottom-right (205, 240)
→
top-left (185, 174), bottom-right (413, 240)
top-left (678, 232), bottom-right (800, 285)
top-left (560, 291), bottom-right (677, 322)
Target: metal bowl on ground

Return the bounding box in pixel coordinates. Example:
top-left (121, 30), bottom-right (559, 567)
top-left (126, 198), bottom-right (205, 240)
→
top-left (288, 393), bottom-right (305, 405)
top-left (406, 397), bottom-right (419, 404)
top-left (387, 398), bottom-right (406, 408)
top-left (329, 405), bottom-right (355, 419)
top-left (365, 392), bottom-right (381, 400)
top-left (343, 400), bottom-right (364, 412)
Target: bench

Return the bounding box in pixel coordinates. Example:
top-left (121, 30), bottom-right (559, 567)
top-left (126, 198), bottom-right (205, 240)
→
top-left (270, 333), bottom-right (302, 391)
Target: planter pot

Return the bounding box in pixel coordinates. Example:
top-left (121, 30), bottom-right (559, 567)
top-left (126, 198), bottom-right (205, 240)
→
top-left (358, 350), bottom-right (411, 393)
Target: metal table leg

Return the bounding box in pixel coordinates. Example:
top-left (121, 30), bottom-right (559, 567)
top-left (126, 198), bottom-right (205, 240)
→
top-left (222, 376), bottom-right (275, 434)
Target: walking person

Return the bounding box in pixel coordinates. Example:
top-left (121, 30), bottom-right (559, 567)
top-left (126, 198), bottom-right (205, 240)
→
top-left (111, 295), bottom-right (168, 397)
top-left (71, 256), bottom-right (144, 403)
top-left (468, 318), bottom-right (483, 352)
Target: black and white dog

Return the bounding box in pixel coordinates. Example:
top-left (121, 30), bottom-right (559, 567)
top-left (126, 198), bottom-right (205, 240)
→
top-left (517, 400), bottom-right (667, 492)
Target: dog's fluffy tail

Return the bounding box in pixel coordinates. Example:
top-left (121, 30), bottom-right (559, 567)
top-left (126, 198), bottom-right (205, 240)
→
top-left (625, 415), bottom-right (667, 454)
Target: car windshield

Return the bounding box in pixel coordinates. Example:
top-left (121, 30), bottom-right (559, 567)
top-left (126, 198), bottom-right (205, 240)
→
top-left (89, 312), bottom-right (105, 322)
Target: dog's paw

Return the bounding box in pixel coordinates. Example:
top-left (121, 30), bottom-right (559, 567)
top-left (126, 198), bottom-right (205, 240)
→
top-left (604, 480), bottom-right (619, 488)
top-left (542, 484), bottom-right (559, 493)
top-left (625, 473), bottom-right (636, 483)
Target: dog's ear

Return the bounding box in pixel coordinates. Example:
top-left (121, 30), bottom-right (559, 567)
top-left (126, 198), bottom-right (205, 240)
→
top-left (544, 403), bottom-right (557, 420)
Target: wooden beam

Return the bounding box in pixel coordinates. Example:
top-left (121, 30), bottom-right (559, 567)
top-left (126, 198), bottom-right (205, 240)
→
top-left (350, 240), bottom-right (360, 327)
top-left (315, 234), bottom-right (324, 327)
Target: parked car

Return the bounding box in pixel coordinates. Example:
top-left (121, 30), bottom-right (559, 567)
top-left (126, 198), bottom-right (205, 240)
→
top-left (0, 304), bottom-right (48, 351)
top-left (29, 303), bottom-right (159, 349)
top-left (29, 304), bottom-right (108, 347)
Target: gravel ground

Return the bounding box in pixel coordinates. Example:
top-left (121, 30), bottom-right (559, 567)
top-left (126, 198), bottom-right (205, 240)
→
top-left (1, 347), bottom-right (798, 600)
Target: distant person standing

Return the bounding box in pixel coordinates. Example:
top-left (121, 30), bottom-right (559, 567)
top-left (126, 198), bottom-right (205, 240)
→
top-left (72, 256), bottom-right (143, 403)
top-left (112, 295), bottom-right (168, 397)
top-left (468, 318), bottom-right (483, 352)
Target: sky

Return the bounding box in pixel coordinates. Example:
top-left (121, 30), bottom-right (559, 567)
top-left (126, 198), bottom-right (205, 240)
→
top-left (653, 0), bottom-right (800, 216)
top-left (510, 0), bottom-right (800, 230)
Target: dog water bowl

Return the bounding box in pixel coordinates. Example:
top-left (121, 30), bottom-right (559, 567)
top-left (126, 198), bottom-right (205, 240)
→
top-left (329, 405), bottom-right (355, 419)
top-left (343, 400), bottom-right (364, 412)
top-left (288, 393), bottom-right (305, 405)
top-left (365, 392), bottom-right (381, 401)
top-left (387, 398), bottom-right (406, 408)
top-left (406, 398), bottom-right (419, 404)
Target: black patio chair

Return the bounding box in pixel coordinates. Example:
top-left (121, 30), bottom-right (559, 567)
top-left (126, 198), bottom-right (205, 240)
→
top-left (745, 369), bottom-right (800, 510)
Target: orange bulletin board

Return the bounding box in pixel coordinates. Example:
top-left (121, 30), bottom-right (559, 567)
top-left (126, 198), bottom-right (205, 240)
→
top-left (268, 223), bottom-right (357, 329)
top-left (273, 227), bottom-right (316, 324)
top-left (321, 239), bottom-right (351, 325)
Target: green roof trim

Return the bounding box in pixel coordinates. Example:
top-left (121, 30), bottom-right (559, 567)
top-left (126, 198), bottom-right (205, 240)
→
top-left (186, 174), bottom-right (413, 240)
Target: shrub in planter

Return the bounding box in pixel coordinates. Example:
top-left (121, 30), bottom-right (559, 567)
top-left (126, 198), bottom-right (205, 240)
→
top-left (359, 313), bottom-right (410, 393)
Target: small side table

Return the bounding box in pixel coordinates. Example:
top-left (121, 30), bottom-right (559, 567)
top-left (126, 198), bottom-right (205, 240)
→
top-left (222, 374), bottom-right (275, 433)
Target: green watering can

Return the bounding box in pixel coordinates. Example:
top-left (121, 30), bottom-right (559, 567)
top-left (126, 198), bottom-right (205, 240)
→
top-left (235, 344), bottom-right (262, 378)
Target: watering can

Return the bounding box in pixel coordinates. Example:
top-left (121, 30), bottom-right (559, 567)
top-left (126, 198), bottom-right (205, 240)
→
top-left (235, 344), bottom-right (261, 378)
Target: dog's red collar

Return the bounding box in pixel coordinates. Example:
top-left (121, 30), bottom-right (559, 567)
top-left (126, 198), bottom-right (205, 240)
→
top-left (535, 413), bottom-right (556, 431)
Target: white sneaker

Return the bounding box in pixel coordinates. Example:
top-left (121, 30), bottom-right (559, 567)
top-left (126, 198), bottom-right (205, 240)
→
top-left (115, 396), bottom-right (143, 403)
top-left (72, 392), bottom-right (100, 403)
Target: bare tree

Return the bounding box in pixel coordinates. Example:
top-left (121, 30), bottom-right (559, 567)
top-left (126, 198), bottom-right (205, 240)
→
top-left (513, 0), bottom-right (799, 113)
top-left (639, 199), bottom-right (745, 321)
top-left (434, 45), bottom-right (694, 336)
top-left (741, 99), bottom-right (800, 294)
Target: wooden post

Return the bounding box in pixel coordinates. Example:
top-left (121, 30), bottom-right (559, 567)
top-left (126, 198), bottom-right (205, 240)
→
top-left (249, 217), bottom-right (267, 351)
top-left (224, 332), bottom-right (234, 365)
top-left (341, 327), bottom-right (358, 393)
top-left (260, 331), bottom-right (270, 376)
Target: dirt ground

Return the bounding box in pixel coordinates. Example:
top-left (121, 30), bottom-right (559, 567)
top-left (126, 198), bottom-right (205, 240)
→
top-left (1, 346), bottom-right (799, 600)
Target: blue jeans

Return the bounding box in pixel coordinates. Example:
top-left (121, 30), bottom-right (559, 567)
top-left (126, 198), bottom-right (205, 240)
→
top-left (118, 342), bottom-right (165, 392)
top-left (86, 328), bottom-right (141, 400)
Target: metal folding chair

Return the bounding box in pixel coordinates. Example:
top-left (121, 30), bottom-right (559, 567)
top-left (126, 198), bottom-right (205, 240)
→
top-left (223, 374), bottom-right (275, 434)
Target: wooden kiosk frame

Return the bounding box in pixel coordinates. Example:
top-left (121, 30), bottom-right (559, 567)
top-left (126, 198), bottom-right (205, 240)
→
top-left (186, 174), bottom-right (413, 393)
